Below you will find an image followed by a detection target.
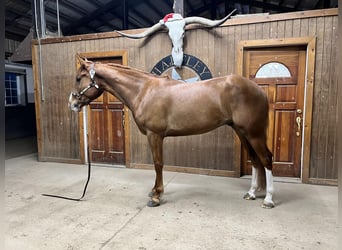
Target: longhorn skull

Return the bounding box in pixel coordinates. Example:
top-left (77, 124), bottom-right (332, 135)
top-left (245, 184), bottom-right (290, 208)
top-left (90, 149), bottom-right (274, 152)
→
top-left (115, 9), bottom-right (236, 68)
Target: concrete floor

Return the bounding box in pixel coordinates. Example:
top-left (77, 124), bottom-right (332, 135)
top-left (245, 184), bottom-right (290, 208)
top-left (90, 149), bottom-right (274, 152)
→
top-left (5, 154), bottom-right (338, 250)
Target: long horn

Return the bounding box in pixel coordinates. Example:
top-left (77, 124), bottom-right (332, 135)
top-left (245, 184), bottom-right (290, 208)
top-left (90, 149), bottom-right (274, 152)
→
top-left (115, 22), bottom-right (164, 39)
top-left (184, 9), bottom-right (236, 27)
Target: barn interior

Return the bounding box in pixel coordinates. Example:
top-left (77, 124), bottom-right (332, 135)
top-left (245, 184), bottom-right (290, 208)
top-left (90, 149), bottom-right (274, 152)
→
top-left (4, 1), bottom-right (339, 249)
top-left (5, 1), bottom-right (339, 159)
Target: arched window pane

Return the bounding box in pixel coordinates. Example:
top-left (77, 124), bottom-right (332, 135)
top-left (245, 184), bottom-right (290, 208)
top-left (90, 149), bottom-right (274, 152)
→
top-left (255, 62), bottom-right (291, 78)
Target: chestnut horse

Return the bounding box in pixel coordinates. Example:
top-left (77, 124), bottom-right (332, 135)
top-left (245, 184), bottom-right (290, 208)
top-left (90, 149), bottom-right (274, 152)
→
top-left (69, 57), bottom-right (275, 208)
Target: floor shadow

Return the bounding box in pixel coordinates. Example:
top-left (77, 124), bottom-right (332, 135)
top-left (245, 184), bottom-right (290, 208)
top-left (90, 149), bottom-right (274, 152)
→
top-left (5, 136), bottom-right (38, 159)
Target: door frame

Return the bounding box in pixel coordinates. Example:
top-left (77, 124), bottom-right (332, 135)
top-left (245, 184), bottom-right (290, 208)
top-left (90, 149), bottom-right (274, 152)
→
top-left (75, 50), bottom-right (130, 167)
top-left (236, 36), bottom-right (316, 183)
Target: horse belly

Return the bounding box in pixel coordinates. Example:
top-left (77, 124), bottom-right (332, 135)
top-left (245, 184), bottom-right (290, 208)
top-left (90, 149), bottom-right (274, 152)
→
top-left (165, 106), bottom-right (228, 136)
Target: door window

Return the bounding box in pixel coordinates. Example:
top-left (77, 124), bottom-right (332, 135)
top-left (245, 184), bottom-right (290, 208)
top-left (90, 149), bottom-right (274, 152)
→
top-left (255, 62), bottom-right (291, 78)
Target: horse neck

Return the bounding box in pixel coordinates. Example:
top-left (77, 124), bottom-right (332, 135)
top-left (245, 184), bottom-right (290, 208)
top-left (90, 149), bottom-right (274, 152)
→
top-left (96, 64), bottom-right (150, 109)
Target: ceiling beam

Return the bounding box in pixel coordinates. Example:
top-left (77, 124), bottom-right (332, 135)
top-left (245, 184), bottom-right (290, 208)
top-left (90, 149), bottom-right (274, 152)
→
top-left (184, 0), bottom-right (194, 15)
top-left (5, 31), bottom-right (27, 41)
top-left (237, 0), bottom-right (296, 12)
top-left (145, 0), bottom-right (166, 19)
top-left (123, 0), bottom-right (129, 30)
top-left (127, 7), bottom-right (154, 27)
top-left (63, 1), bottom-right (123, 35)
top-left (187, 0), bottom-right (296, 17)
top-left (212, 0), bottom-right (218, 19)
top-left (6, 0), bottom-right (337, 42)
top-left (126, 0), bottom-right (157, 26)
top-left (60, 0), bottom-right (89, 16)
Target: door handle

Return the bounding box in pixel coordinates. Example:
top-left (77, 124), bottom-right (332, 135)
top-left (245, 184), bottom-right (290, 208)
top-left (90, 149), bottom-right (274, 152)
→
top-left (296, 116), bottom-right (301, 137)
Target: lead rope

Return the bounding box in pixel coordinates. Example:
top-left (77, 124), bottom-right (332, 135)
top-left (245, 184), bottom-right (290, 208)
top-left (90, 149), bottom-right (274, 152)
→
top-left (42, 141), bottom-right (91, 201)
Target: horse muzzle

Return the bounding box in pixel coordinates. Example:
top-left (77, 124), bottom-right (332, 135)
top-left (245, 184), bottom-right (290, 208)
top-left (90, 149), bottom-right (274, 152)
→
top-left (68, 92), bottom-right (82, 112)
top-left (69, 103), bottom-right (81, 112)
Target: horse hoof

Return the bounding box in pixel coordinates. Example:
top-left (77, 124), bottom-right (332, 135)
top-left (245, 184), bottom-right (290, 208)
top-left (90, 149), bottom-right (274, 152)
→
top-left (261, 201), bottom-right (275, 209)
top-left (147, 199), bottom-right (160, 207)
top-left (243, 193), bottom-right (256, 200)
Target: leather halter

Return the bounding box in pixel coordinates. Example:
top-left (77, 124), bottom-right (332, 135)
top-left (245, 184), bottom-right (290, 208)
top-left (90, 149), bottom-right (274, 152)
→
top-left (72, 64), bottom-right (99, 100)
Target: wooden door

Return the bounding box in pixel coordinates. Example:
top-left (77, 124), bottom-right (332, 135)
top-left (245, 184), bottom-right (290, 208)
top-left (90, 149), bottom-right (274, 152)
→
top-left (242, 47), bottom-right (306, 177)
top-left (87, 57), bottom-right (125, 165)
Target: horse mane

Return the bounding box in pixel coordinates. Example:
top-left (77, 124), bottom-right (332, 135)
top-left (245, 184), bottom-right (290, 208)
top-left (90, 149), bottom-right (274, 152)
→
top-left (98, 62), bottom-right (170, 79)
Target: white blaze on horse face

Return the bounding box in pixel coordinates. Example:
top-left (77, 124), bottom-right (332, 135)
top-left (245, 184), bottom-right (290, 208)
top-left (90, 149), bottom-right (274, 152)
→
top-left (164, 17), bottom-right (186, 68)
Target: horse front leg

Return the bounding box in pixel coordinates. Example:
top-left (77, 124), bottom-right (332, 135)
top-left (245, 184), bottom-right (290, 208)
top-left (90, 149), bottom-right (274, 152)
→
top-left (147, 131), bottom-right (164, 207)
top-left (243, 166), bottom-right (258, 200)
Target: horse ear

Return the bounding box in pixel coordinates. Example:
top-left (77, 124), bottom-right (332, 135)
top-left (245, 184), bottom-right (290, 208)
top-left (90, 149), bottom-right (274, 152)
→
top-left (76, 55), bottom-right (83, 66)
top-left (76, 54), bottom-right (84, 63)
top-left (76, 54), bottom-right (88, 69)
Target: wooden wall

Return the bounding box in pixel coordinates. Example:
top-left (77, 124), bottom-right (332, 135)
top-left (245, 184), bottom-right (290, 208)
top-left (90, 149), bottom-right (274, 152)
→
top-left (32, 9), bottom-right (338, 183)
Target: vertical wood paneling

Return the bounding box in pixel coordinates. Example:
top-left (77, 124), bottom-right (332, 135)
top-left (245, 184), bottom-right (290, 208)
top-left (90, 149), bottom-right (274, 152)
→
top-left (248, 23), bottom-right (256, 40)
top-left (36, 42), bottom-right (80, 161)
top-left (241, 24), bottom-right (249, 41)
top-left (318, 17), bottom-right (333, 179)
top-left (284, 20), bottom-right (293, 38)
top-left (329, 17), bottom-right (338, 179)
top-left (262, 22), bottom-right (270, 38)
top-left (307, 15), bottom-right (338, 180)
top-left (207, 30), bottom-right (215, 75)
top-left (218, 26), bottom-right (227, 76)
top-left (277, 21), bottom-right (285, 38)
top-left (292, 19), bottom-right (301, 37)
top-left (32, 11), bottom-right (338, 181)
top-left (314, 19), bottom-right (324, 177)
top-left (255, 23), bottom-right (263, 40)
top-left (300, 18), bottom-right (309, 36)
top-left (226, 26), bottom-right (235, 74)
top-left (310, 16), bottom-right (324, 178)
top-left (270, 21), bottom-right (278, 38)
top-left (234, 25), bottom-right (242, 73)
top-left (201, 28), bottom-right (210, 69)
top-left (324, 16), bottom-right (337, 179)
top-left (308, 17), bottom-right (317, 36)
top-left (212, 27), bottom-right (220, 76)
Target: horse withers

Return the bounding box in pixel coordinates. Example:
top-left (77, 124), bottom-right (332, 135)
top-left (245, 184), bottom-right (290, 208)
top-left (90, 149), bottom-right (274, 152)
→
top-left (68, 56), bottom-right (275, 208)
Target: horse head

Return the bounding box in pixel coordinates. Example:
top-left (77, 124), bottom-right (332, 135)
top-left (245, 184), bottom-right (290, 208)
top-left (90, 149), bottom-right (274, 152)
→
top-left (115, 9), bottom-right (236, 68)
top-left (68, 56), bottom-right (104, 112)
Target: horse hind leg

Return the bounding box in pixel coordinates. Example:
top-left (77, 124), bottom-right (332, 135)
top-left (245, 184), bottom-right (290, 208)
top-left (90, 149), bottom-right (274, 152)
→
top-left (263, 166), bottom-right (274, 208)
top-left (244, 165), bottom-right (264, 200)
top-left (248, 136), bottom-right (275, 208)
top-left (233, 127), bottom-right (265, 201)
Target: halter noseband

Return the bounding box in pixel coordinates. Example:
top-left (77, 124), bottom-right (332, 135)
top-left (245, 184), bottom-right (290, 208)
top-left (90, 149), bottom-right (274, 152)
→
top-left (73, 64), bottom-right (100, 100)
